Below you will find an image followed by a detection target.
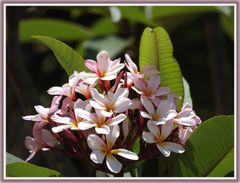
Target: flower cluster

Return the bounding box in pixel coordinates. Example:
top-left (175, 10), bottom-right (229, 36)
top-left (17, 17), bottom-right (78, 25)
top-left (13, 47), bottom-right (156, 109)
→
top-left (23, 50), bottom-right (201, 174)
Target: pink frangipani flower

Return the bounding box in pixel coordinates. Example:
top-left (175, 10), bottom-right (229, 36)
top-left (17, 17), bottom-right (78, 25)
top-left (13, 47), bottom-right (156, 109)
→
top-left (132, 75), bottom-right (170, 99)
top-left (140, 96), bottom-right (176, 125)
top-left (51, 99), bottom-right (91, 133)
top-left (172, 103), bottom-right (201, 126)
top-left (87, 125), bottom-right (138, 173)
top-left (142, 121), bottom-right (185, 157)
top-left (89, 87), bottom-right (131, 117)
top-left (83, 50), bottom-right (125, 84)
top-left (125, 54), bottom-right (143, 79)
top-left (76, 109), bottom-right (127, 134)
top-left (25, 129), bottom-right (59, 161)
top-left (22, 96), bottom-right (62, 123)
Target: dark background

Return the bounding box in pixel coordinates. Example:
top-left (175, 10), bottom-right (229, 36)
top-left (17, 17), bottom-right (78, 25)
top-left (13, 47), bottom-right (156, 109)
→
top-left (6, 6), bottom-right (234, 176)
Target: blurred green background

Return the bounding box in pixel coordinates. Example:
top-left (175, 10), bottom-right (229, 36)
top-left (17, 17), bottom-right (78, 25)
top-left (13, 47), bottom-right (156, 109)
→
top-left (6, 5), bottom-right (234, 176)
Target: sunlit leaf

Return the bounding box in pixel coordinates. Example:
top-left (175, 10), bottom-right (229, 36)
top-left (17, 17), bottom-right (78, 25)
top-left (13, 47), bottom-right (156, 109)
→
top-left (6, 152), bottom-right (24, 165)
top-left (139, 27), bottom-right (184, 110)
top-left (169, 115), bottom-right (234, 177)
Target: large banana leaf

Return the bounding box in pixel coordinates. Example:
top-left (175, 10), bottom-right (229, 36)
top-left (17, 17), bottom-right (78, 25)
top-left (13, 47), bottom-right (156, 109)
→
top-left (168, 115), bottom-right (234, 177)
top-left (139, 27), bottom-right (184, 109)
top-left (33, 36), bottom-right (87, 76)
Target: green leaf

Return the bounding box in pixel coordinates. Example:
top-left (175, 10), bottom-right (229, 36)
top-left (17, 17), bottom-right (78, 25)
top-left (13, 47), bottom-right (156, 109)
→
top-left (131, 137), bottom-right (140, 154)
top-left (6, 153), bottom-right (24, 165)
top-left (20, 18), bottom-right (93, 43)
top-left (6, 162), bottom-right (61, 177)
top-left (139, 27), bottom-right (184, 109)
top-left (169, 115), bottom-right (234, 177)
top-left (33, 36), bottom-right (87, 76)
top-left (91, 18), bottom-right (118, 36)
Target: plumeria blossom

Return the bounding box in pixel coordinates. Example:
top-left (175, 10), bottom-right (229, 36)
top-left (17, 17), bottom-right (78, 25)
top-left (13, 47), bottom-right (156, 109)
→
top-left (48, 71), bottom-right (82, 100)
top-left (142, 121), bottom-right (185, 157)
top-left (83, 50), bottom-right (125, 84)
top-left (132, 75), bottom-right (170, 99)
top-left (51, 99), bottom-right (91, 133)
top-left (76, 108), bottom-right (127, 134)
top-left (23, 50), bottom-right (202, 175)
top-left (140, 96), bottom-right (176, 125)
top-left (87, 125), bottom-right (138, 173)
top-left (25, 128), bottom-right (59, 161)
top-left (172, 103), bottom-right (201, 127)
top-left (89, 87), bottom-right (132, 117)
top-left (22, 96), bottom-right (62, 123)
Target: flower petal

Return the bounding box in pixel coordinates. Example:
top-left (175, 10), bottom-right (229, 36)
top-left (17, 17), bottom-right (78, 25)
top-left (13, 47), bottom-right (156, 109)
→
top-left (85, 59), bottom-right (97, 72)
top-left (106, 125), bottom-right (120, 147)
top-left (22, 114), bottom-right (42, 122)
top-left (141, 96), bottom-right (155, 116)
top-left (24, 136), bottom-right (39, 151)
top-left (90, 149), bottom-right (106, 164)
top-left (101, 74), bottom-right (117, 81)
top-left (100, 110), bottom-right (113, 117)
top-left (164, 142), bottom-right (185, 154)
top-left (125, 54), bottom-right (138, 74)
top-left (34, 105), bottom-right (49, 117)
top-left (142, 131), bottom-right (156, 143)
top-left (147, 122), bottom-right (160, 137)
top-left (106, 155), bottom-right (122, 174)
top-left (74, 108), bottom-right (93, 121)
top-left (160, 121), bottom-right (173, 140)
top-left (113, 87), bottom-right (129, 101)
top-left (25, 151), bottom-right (37, 162)
top-left (90, 88), bottom-right (105, 105)
top-left (156, 144), bottom-right (171, 157)
top-left (140, 111), bottom-right (152, 119)
top-left (52, 124), bottom-right (72, 133)
top-left (155, 87), bottom-right (170, 96)
top-left (95, 125), bottom-right (110, 135)
top-left (97, 50), bottom-right (109, 73)
top-left (87, 134), bottom-right (106, 149)
top-left (114, 98), bottom-right (131, 113)
top-left (112, 149), bottom-right (139, 160)
top-left (47, 86), bottom-right (63, 95)
top-left (41, 129), bottom-right (59, 147)
top-left (51, 114), bottom-right (72, 124)
top-left (108, 114), bottom-right (126, 126)
top-left (148, 75), bottom-right (160, 92)
top-left (78, 121), bottom-right (96, 130)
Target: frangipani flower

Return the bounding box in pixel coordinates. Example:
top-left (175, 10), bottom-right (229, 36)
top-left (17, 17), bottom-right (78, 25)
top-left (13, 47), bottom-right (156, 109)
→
top-left (132, 75), bottom-right (170, 99)
top-left (76, 108), bottom-right (127, 134)
top-left (25, 129), bottom-right (59, 161)
top-left (178, 125), bottom-right (193, 145)
top-left (47, 71), bottom-right (82, 99)
top-left (51, 99), bottom-right (90, 133)
top-left (142, 122), bottom-right (185, 157)
top-left (140, 96), bottom-right (176, 125)
top-left (141, 65), bottom-right (160, 78)
top-left (172, 103), bottom-right (201, 126)
top-left (83, 50), bottom-right (125, 84)
top-left (87, 125), bottom-right (138, 173)
top-left (90, 87), bottom-right (131, 117)
top-left (22, 96), bottom-right (62, 123)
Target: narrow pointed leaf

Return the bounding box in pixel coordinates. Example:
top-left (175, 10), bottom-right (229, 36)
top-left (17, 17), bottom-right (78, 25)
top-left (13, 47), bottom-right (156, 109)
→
top-left (33, 36), bottom-right (87, 76)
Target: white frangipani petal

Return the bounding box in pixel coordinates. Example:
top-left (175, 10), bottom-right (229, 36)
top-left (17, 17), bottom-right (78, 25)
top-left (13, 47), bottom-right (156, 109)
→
top-left (90, 150), bottom-right (106, 164)
top-left (112, 149), bottom-right (139, 160)
top-left (106, 155), bottom-right (122, 174)
top-left (95, 125), bottom-right (110, 135)
top-left (108, 114), bottom-right (126, 126)
top-left (52, 125), bottom-right (72, 133)
top-left (164, 142), bottom-right (185, 154)
top-left (142, 131), bottom-right (156, 143)
top-left (156, 144), bottom-right (171, 157)
top-left (87, 134), bottom-right (106, 149)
